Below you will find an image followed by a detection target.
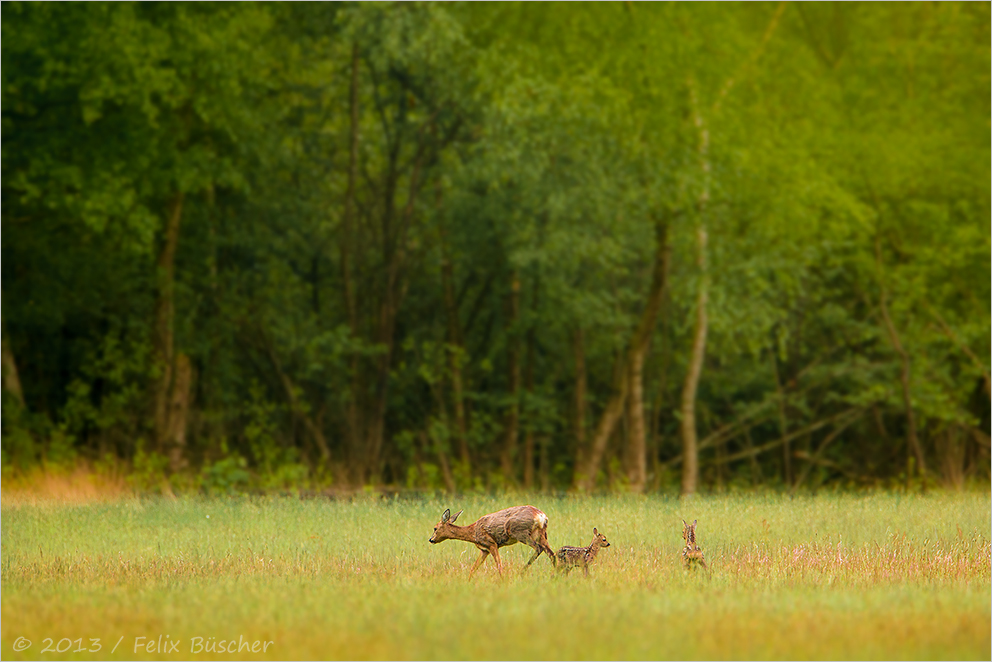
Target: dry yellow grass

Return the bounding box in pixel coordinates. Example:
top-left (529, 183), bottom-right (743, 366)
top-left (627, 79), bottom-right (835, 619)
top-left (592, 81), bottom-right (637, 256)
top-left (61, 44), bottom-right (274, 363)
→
top-left (2, 492), bottom-right (989, 660)
top-left (2, 464), bottom-right (133, 506)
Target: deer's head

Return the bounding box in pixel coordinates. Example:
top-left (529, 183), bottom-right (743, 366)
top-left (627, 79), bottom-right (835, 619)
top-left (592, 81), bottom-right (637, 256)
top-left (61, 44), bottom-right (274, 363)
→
top-left (429, 508), bottom-right (463, 544)
top-left (593, 527), bottom-right (610, 548)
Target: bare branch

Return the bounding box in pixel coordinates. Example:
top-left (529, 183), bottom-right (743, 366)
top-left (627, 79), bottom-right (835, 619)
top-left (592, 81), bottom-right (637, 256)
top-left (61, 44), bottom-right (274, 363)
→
top-left (712, 1), bottom-right (788, 115)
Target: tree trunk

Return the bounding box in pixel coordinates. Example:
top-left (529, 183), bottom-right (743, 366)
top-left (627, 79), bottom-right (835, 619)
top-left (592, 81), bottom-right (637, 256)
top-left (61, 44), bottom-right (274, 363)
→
top-left (501, 272), bottom-right (521, 482)
top-left (575, 366), bottom-right (628, 492)
top-left (440, 208), bottom-right (470, 470)
top-left (152, 192), bottom-right (185, 455)
top-left (365, 137), bottom-right (424, 484)
top-left (342, 42), bottom-right (364, 485)
top-left (365, 296), bottom-right (395, 485)
top-left (1, 323), bottom-right (25, 409)
top-left (428, 426), bottom-right (456, 494)
top-left (648, 290), bottom-right (673, 491)
top-left (875, 234), bottom-right (927, 479)
top-left (523, 297), bottom-right (536, 489)
top-left (743, 426), bottom-right (762, 486)
top-left (771, 350), bottom-right (792, 486)
top-left (680, 226), bottom-right (709, 496)
top-left (573, 327), bottom-right (588, 477)
top-left (342, 42), bottom-right (360, 331)
top-left (165, 352), bottom-right (193, 472)
top-left (681, 83), bottom-right (711, 497)
top-left (575, 220), bottom-right (670, 493)
top-left (715, 416), bottom-right (726, 490)
top-left (625, 334), bottom-right (648, 492)
top-left (626, 222), bottom-right (670, 493)
top-left (261, 335), bottom-right (332, 463)
top-left (539, 435), bottom-right (550, 491)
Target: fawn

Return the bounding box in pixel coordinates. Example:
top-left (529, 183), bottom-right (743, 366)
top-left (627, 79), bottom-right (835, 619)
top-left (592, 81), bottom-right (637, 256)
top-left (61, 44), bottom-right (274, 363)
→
top-left (429, 505), bottom-right (556, 577)
top-left (682, 519), bottom-right (707, 570)
top-left (556, 527), bottom-right (610, 576)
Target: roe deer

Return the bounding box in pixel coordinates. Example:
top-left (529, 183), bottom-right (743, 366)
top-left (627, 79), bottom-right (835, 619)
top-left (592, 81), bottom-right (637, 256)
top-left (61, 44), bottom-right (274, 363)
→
top-left (682, 519), bottom-right (707, 570)
top-left (555, 527), bottom-right (610, 576)
top-left (429, 505), bottom-right (555, 577)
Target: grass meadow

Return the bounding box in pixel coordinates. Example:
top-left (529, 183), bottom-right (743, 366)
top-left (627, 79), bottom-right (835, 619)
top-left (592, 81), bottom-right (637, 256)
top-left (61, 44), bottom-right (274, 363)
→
top-left (1, 491), bottom-right (989, 660)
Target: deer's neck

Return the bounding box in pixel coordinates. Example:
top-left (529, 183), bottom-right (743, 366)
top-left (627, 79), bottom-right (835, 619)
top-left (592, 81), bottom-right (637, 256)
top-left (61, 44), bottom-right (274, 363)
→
top-left (447, 522), bottom-right (478, 544)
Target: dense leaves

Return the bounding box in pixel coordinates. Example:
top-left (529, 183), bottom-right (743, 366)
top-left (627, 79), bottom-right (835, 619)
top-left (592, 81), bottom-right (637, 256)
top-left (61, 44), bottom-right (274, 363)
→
top-left (2, 2), bottom-right (988, 492)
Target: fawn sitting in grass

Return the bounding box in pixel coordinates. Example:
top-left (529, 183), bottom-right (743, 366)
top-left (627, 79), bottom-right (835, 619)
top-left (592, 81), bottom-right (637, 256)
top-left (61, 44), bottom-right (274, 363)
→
top-left (556, 527), bottom-right (610, 576)
top-left (682, 519), bottom-right (707, 570)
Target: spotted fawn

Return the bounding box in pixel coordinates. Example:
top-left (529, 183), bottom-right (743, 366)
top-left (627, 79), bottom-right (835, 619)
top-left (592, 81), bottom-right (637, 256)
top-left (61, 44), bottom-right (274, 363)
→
top-left (682, 519), bottom-right (707, 570)
top-left (556, 527), bottom-right (610, 576)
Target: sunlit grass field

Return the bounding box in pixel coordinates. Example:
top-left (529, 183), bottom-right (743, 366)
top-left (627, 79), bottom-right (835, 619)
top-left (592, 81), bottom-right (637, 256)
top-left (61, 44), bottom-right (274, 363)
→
top-left (2, 491), bottom-right (989, 660)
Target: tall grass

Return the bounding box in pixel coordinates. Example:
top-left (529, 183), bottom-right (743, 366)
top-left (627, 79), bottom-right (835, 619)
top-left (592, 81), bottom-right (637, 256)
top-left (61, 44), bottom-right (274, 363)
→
top-left (2, 492), bottom-right (989, 660)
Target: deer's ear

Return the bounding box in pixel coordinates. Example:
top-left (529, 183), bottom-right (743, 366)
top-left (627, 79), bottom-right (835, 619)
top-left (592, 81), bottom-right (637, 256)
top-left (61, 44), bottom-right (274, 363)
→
top-left (693, 519), bottom-right (698, 528)
top-left (593, 527), bottom-right (598, 535)
top-left (682, 519), bottom-right (688, 528)
top-left (450, 510), bottom-right (463, 523)
top-left (442, 508), bottom-right (451, 523)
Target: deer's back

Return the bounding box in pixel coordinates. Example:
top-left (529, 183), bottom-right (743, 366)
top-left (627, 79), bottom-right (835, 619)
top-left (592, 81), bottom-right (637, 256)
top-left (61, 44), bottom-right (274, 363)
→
top-left (477, 505), bottom-right (547, 547)
top-left (556, 545), bottom-right (590, 567)
top-left (683, 544), bottom-right (706, 568)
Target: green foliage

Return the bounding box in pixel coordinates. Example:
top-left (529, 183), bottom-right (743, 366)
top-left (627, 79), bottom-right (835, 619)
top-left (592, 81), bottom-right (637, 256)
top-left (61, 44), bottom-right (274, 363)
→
top-left (128, 441), bottom-right (170, 493)
top-left (1, 3), bottom-right (988, 491)
top-left (243, 383), bottom-right (308, 490)
top-left (200, 444), bottom-right (250, 495)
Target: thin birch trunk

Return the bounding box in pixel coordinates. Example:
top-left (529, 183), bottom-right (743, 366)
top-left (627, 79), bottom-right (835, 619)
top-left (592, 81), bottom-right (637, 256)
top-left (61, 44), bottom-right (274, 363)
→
top-left (680, 82), bottom-right (711, 497)
top-left (680, 225), bottom-right (708, 496)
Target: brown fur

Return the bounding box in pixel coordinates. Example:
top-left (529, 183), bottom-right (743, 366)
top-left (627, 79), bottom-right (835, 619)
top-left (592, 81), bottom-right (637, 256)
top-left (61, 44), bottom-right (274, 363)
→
top-left (556, 527), bottom-right (610, 576)
top-left (429, 505), bottom-right (555, 577)
top-left (682, 518), bottom-right (707, 570)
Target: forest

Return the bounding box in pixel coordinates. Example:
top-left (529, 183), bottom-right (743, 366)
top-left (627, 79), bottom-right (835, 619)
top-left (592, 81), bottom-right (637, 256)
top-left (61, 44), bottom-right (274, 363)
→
top-left (2, 2), bottom-right (989, 494)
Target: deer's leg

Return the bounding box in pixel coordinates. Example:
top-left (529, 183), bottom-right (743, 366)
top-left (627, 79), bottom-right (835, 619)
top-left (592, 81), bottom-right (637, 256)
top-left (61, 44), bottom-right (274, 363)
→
top-left (537, 530), bottom-right (556, 565)
top-left (468, 550), bottom-right (490, 578)
top-left (525, 530), bottom-right (554, 568)
top-left (486, 545), bottom-right (504, 577)
top-left (523, 541), bottom-right (543, 568)
top-left (583, 562), bottom-right (590, 577)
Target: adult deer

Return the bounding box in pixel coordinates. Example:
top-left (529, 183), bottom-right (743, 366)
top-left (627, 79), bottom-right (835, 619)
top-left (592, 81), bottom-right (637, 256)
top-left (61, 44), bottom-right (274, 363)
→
top-left (429, 505), bottom-right (556, 577)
